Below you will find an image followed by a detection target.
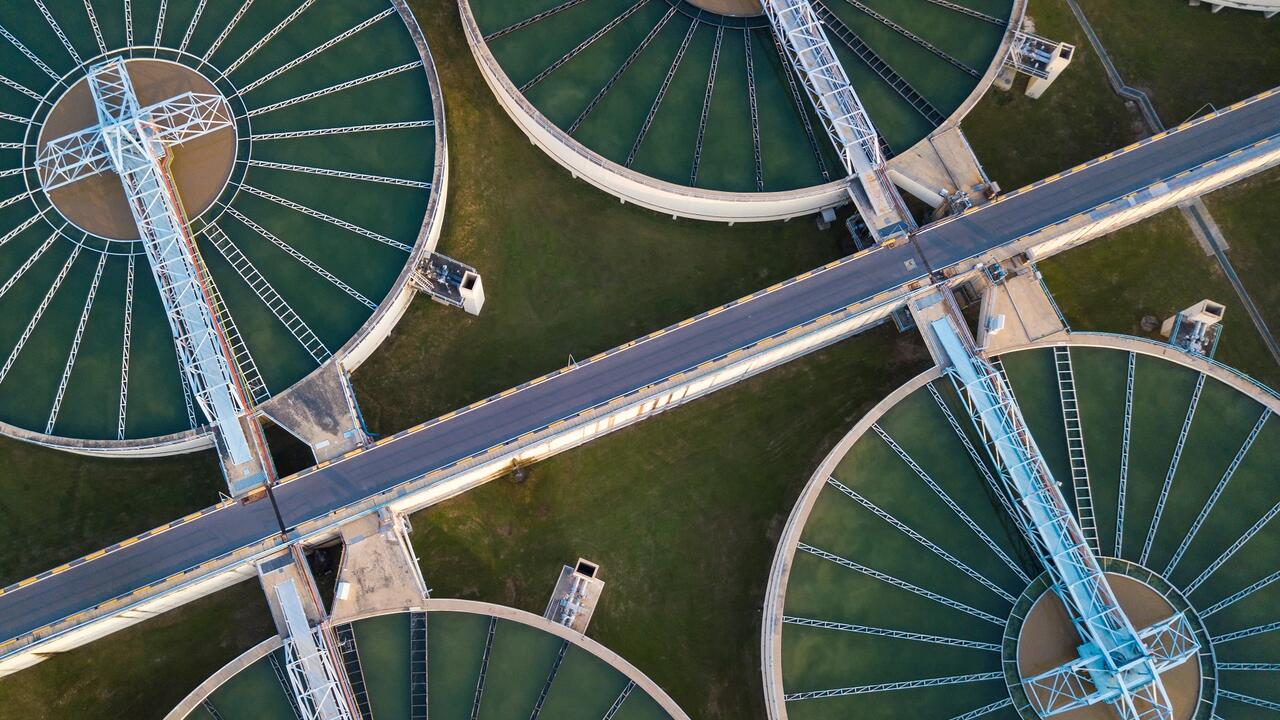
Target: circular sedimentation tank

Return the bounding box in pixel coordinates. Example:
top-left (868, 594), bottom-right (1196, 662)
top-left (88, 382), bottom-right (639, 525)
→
top-left (0, 0), bottom-right (444, 447)
top-left (763, 338), bottom-right (1280, 720)
top-left (168, 603), bottom-right (688, 720)
top-left (461, 0), bottom-right (1017, 220)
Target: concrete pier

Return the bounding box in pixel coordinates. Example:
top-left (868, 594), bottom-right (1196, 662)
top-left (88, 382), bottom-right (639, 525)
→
top-left (977, 269), bottom-right (1068, 353)
top-left (261, 365), bottom-right (368, 464)
top-left (329, 510), bottom-right (428, 622)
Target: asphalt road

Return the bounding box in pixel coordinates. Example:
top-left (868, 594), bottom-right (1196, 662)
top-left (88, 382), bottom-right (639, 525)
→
top-left (2, 89), bottom-right (1278, 648)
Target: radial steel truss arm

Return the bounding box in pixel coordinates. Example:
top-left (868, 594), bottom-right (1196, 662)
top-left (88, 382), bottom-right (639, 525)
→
top-left (37, 91), bottom-right (232, 191)
top-left (949, 698), bottom-right (1014, 720)
top-left (783, 615), bottom-right (1000, 651)
top-left (785, 672), bottom-right (1003, 701)
top-left (759, 0), bottom-right (909, 241)
top-left (38, 58), bottom-right (251, 464)
top-left (930, 317), bottom-right (1198, 720)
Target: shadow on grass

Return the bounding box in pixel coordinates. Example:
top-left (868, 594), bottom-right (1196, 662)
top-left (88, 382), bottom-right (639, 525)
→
top-left (1038, 209), bottom-right (1280, 389)
top-left (0, 580), bottom-right (274, 720)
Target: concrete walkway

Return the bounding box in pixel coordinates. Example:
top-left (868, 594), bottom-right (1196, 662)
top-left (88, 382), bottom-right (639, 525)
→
top-left (1064, 0), bottom-right (1280, 367)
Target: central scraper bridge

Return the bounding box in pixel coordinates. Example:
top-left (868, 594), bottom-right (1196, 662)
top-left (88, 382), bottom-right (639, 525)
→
top-left (761, 0), bottom-right (911, 242)
top-left (919, 297), bottom-right (1199, 720)
top-left (753, 0), bottom-right (1068, 239)
top-left (35, 58), bottom-right (271, 490)
top-left (0, 85), bottom-right (1278, 679)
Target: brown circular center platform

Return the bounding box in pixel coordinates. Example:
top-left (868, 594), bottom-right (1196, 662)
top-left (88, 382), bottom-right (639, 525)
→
top-left (686, 0), bottom-right (764, 17)
top-left (36, 59), bottom-right (236, 241)
top-left (1017, 573), bottom-right (1200, 720)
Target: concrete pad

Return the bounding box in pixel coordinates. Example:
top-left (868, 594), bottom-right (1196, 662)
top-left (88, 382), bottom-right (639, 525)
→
top-left (888, 126), bottom-right (993, 213)
top-left (261, 364), bottom-right (367, 463)
top-left (329, 510), bottom-right (427, 622)
top-left (542, 560), bottom-right (605, 634)
top-left (979, 271), bottom-right (1067, 353)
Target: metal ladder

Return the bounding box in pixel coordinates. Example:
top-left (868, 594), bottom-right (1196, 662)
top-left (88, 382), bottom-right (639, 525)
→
top-left (1116, 352), bottom-right (1136, 557)
top-left (744, 30), bottom-right (764, 191)
top-left (268, 652), bottom-right (306, 720)
top-left (769, 29), bottom-right (830, 180)
top-left (202, 700), bottom-right (226, 720)
top-left (203, 224), bottom-right (331, 365)
top-left (470, 617), bottom-right (497, 720)
top-left (334, 624), bottom-right (374, 720)
top-left (691, 27), bottom-right (724, 185)
top-left (603, 681), bottom-right (636, 720)
top-left (201, 262), bottom-right (270, 406)
top-left (409, 612), bottom-right (428, 720)
top-left (923, 0), bottom-right (1004, 25)
top-left (810, 4), bottom-right (945, 125)
top-left (1054, 346), bottom-right (1099, 555)
top-left (840, 0), bottom-right (980, 77)
top-left (529, 640), bottom-right (570, 720)
top-left (628, 21), bottom-right (696, 168)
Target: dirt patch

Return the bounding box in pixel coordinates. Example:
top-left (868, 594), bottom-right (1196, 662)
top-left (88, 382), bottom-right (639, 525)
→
top-left (37, 59), bottom-right (236, 240)
top-left (1017, 573), bottom-right (1200, 720)
top-left (686, 0), bottom-right (764, 17)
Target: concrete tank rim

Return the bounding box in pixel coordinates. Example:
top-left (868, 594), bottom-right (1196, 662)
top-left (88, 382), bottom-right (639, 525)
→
top-left (0, 0), bottom-right (448, 455)
top-left (459, 0), bottom-right (1023, 222)
top-left (162, 601), bottom-right (692, 720)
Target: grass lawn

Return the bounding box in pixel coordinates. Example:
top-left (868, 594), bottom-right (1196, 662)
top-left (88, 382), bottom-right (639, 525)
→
top-left (0, 579), bottom-right (274, 720)
top-left (410, 324), bottom-right (931, 720)
top-left (1038, 208), bottom-right (1280, 389)
top-left (0, 440), bottom-right (222, 588)
top-left (1075, 0), bottom-right (1280, 126)
top-left (962, 0), bottom-right (1145, 192)
top-left (352, 0), bottom-right (844, 436)
top-left (1203, 166), bottom-right (1280, 341)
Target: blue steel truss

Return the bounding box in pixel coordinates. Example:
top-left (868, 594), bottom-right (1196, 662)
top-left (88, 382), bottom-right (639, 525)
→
top-left (759, 0), bottom-right (910, 241)
top-left (930, 317), bottom-right (1198, 720)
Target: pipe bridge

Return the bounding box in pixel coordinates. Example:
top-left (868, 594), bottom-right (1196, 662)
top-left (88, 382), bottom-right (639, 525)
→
top-left (1, 86), bottom-right (1279, 679)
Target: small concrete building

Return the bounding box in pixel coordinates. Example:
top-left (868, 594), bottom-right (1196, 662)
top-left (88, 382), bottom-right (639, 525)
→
top-left (1162, 299), bottom-right (1226, 357)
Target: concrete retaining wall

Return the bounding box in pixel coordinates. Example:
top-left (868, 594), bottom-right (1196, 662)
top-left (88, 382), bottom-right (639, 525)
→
top-left (162, 602), bottom-right (689, 720)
